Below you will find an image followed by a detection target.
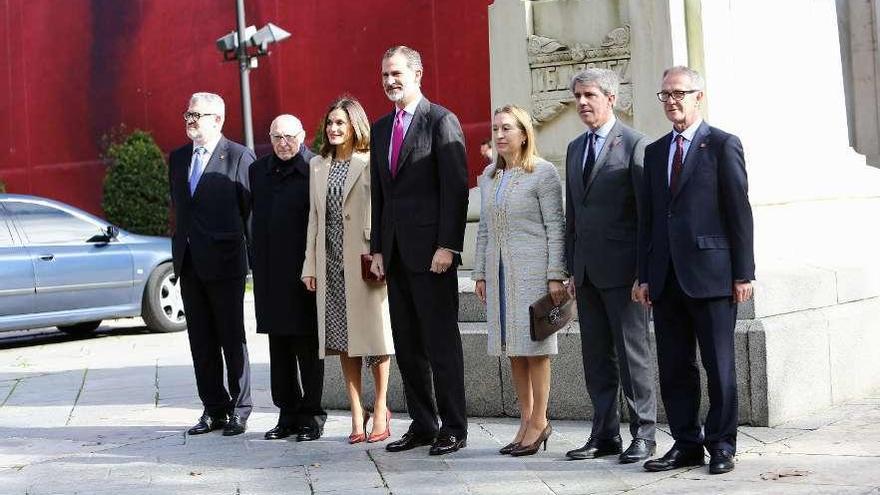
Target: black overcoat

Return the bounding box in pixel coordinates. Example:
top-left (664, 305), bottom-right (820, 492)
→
top-left (249, 146), bottom-right (318, 335)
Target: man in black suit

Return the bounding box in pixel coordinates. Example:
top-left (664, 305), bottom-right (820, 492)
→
top-left (169, 92), bottom-right (254, 436)
top-left (634, 67), bottom-right (754, 474)
top-left (563, 68), bottom-right (657, 464)
top-left (369, 45), bottom-right (469, 456)
top-left (249, 114), bottom-right (326, 441)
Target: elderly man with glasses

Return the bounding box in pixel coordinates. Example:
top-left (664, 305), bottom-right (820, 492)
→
top-left (248, 114), bottom-right (327, 441)
top-left (169, 92), bottom-right (255, 437)
top-left (634, 67), bottom-right (755, 475)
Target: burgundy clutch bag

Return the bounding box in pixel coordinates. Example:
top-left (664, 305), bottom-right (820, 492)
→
top-left (361, 254), bottom-right (385, 284)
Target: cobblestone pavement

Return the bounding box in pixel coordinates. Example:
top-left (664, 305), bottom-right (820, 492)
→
top-left (0, 318), bottom-right (878, 495)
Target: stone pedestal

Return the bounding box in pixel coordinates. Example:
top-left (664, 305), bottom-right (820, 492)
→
top-left (485, 0), bottom-right (880, 426)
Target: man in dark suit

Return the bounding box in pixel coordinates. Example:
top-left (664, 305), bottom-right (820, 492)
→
top-left (249, 114), bottom-right (326, 441)
top-left (634, 67), bottom-right (754, 474)
top-left (563, 68), bottom-right (657, 464)
top-left (369, 45), bottom-right (469, 456)
top-left (169, 92), bottom-right (254, 436)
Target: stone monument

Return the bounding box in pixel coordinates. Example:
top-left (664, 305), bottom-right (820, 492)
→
top-left (485, 0), bottom-right (880, 426)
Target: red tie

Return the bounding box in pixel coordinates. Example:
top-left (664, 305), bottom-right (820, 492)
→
top-left (390, 109), bottom-right (405, 178)
top-left (670, 134), bottom-right (684, 192)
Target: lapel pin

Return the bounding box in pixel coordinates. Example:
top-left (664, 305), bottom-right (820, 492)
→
top-left (699, 142), bottom-right (707, 148)
top-left (220, 154), bottom-right (225, 159)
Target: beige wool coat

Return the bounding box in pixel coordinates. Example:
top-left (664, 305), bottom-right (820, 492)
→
top-left (302, 151), bottom-right (394, 359)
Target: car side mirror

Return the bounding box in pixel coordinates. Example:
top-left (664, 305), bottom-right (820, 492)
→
top-left (87, 225), bottom-right (119, 244)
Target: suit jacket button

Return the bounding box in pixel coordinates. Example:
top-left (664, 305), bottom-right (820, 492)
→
top-left (345, 214), bottom-right (351, 220)
top-left (667, 212), bottom-right (673, 218)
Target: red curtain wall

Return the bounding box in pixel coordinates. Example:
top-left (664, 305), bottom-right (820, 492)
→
top-left (0, 0), bottom-right (492, 215)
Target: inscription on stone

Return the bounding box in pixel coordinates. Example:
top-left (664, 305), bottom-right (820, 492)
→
top-left (528, 25), bottom-right (632, 124)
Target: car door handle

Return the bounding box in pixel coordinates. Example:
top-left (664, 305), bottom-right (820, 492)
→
top-left (39, 254), bottom-right (55, 261)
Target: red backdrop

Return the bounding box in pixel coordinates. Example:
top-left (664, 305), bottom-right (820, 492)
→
top-left (0, 0), bottom-right (492, 215)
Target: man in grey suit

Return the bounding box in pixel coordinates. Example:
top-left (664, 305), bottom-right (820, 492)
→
top-left (564, 68), bottom-right (657, 463)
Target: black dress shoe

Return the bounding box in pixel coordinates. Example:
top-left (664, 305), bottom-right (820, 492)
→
top-left (709, 449), bottom-right (735, 474)
top-left (222, 415), bottom-right (247, 436)
top-left (619, 438), bottom-right (656, 464)
top-left (187, 414), bottom-right (226, 435)
top-left (643, 446), bottom-right (705, 472)
top-left (296, 425), bottom-right (323, 442)
top-left (264, 424), bottom-right (297, 440)
top-left (566, 435), bottom-right (622, 460)
top-left (429, 434), bottom-right (467, 456)
top-left (386, 432), bottom-right (437, 452)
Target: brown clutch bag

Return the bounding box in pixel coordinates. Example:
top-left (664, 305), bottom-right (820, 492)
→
top-left (361, 254), bottom-right (385, 283)
top-left (529, 291), bottom-right (574, 341)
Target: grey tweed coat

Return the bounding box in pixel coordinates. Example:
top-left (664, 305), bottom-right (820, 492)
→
top-left (472, 159), bottom-right (567, 356)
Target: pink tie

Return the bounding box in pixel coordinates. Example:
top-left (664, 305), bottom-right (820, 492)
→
top-left (390, 109), bottom-right (405, 178)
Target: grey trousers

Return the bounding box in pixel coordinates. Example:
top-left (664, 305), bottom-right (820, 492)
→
top-left (576, 278), bottom-right (657, 441)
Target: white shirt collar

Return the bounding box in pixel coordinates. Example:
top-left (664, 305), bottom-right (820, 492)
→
top-left (195, 134), bottom-right (222, 155)
top-left (672, 118), bottom-right (703, 142)
top-left (396, 93), bottom-right (423, 116)
top-left (591, 116), bottom-right (617, 139)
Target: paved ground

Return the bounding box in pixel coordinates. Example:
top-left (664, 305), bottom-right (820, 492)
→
top-left (0, 318), bottom-right (879, 495)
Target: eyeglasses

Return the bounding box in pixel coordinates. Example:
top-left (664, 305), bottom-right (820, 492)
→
top-left (656, 90), bottom-right (700, 102)
top-left (183, 111), bottom-right (217, 122)
top-left (269, 134), bottom-right (301, 143)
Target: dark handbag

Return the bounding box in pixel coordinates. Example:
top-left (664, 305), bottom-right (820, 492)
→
top-left (361, 254), bottom-right (385, 283)
top-left (529, 291), bottom-right (574, 341)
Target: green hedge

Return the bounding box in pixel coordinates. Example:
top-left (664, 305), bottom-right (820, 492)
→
top-left (102, 129), bottom-right (169, 236)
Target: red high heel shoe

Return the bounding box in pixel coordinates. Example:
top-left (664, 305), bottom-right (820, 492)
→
top-left (367, 409), bottom-right (392, 443)
top-left (348, 411), bottom-right (371, 444)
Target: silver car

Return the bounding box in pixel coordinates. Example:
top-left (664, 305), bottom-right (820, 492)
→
top-left (0, 194), bottom-right (185, 335)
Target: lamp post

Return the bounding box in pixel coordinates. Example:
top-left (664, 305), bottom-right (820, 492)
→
top-left (215, 0), bottom-right (291, 151)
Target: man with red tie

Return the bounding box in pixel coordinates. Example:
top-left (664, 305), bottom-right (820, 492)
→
top-left (369, 45), bottom-right (469, 456)
top-left (634, 66), bottom-right (755, 474)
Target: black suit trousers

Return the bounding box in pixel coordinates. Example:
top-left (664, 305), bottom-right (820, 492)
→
top-left (575, 275), bottom-right (656, 441)
top-left (652, 266), bottom-right (738, 453)
top-left (386, 242), bottom-right (467, 438)
top-left (268, 334), bottom-right (326, 429)
top-left (180, 254), bottom-right (252, 419)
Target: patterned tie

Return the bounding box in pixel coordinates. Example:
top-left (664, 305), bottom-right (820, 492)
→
top-left (189, 146), bottom-right (206, 196)
top-left (389, 109), bottom-right (405, 178)
top-left (582, 132), bottom-right (596, 188)
top-left (670, 134), bottom-right (684, 192)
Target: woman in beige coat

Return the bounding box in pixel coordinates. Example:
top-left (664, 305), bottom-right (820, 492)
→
top-left (302, 97), bottom-right (395, 444)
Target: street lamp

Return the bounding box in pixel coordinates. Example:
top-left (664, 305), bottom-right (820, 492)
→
top-left (215, 0), bottom-right (291, 150)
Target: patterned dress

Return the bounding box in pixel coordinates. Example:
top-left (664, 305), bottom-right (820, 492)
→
top-left (324, 159), bottom-right (350, 354)
top-left (323, 158), bottom-right (381, 366)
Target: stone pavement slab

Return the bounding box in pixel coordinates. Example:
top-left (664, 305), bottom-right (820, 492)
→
top-left (0, 321), bottom-right (878, 494)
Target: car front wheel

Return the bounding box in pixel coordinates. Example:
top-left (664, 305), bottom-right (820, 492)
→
top-left (142, 262), bottom-right (186, 333)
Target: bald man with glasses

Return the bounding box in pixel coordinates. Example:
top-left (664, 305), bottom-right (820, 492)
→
top-left (249, 115), bottom-right (327, 441)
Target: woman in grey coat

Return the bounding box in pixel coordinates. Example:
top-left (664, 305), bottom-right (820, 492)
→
top-left (473, 104), bottom-right (567, 456)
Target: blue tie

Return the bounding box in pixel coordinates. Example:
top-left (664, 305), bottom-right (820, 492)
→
top-left (189, 147), bottom-right (206, 196)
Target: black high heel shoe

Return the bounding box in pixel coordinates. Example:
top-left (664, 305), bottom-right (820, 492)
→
top-left (499, 441), bottom-right (521, 455)
top-left (510, 424), bottom-right (552, 457)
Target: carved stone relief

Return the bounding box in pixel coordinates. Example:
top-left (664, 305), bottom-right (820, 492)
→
top-left (528, 25), bottom-right (632, 125)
